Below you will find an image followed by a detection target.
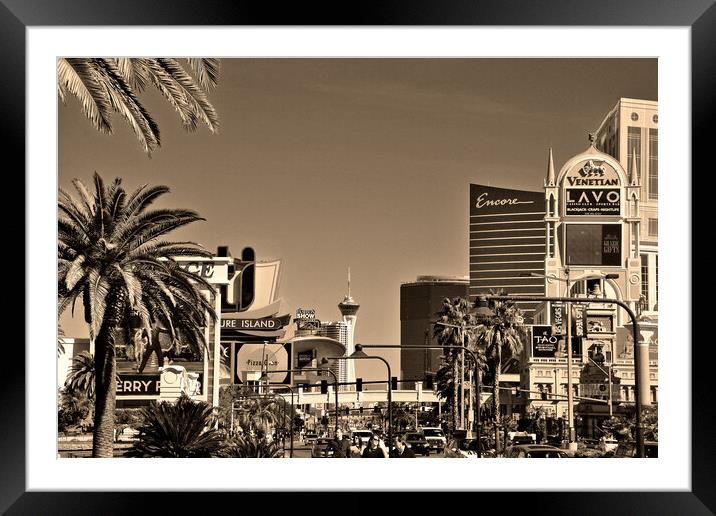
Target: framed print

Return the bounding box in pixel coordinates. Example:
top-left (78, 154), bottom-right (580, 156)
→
top-left (4, 0), bottom-right (710, 513)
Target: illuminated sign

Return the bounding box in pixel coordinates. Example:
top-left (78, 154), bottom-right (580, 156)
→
top-left (564, 160), bottom-right (620, 187)
top-left (572, 304), bottom-right (585, 337)
top-left (295, 308), bottom-right (317, 320)
top-left (565, 189), bottom-right (620, 215)
top-left (532, 325), bottom-right (559, 358)
top-left (233, 342), bottom-right (291, 385)
top-left (551, 303), bottom-right (565, 336)
top-left (220, 317), bottom-right (284, 330)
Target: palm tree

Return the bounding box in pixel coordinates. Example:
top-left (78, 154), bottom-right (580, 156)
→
top-left (57, 173), bottom-right (216, 457)
top-left (128, 394), bottom-right (228, 458)
top-left (57, 58), bottom-right (220, 155)
top-left (226, 434), bottom-right (285, 458)
top-left (475, 289), bottom-right (525, 454)
top-left (57, 325), bottom-right (65, 357)
top-left (433, 297), bottom-right (478, 434)
top-left (65, 351), bottom-right (97, 399)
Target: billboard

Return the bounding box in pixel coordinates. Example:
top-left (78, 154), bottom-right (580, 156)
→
top-left (565, 188), bottom-right (620, 215)
top-left (532, 325), bottom-right (560, 358)
top-left (565, 224), bottom-right (621, 266)
top-left (233, 342), bottom-right (292, 385)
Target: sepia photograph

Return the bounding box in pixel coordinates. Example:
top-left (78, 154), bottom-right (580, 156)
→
top-left (56, 57), bottom-right (660, 461)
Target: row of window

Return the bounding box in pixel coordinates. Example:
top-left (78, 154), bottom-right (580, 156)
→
top-left (627, 126), bottom-right (658, 201)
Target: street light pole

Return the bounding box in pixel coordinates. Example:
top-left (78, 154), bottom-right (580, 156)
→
top-left (587, 355), bottom-right (614, 419)
top-left (565, 267), bottom-right (576, 449)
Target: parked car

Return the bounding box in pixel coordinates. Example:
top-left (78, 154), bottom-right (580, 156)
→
top-left (613, 440), bottom-right (658, 458)
top-left (350, 429), bottom-right (374, 446)
top-left (311, 438), bottom-right (338, 458)
top-left (504, 444), bottom-right (569, 458)
top-left (444, 436), bottom-right (495, 458)
top-left (403, 432), bottom-right (430, 456)
top-left (420, 427), bottom-right (447, 452)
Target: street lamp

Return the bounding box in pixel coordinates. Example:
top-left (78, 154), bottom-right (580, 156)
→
top-left (360, 340), bottom-right (486, 457)
top-left (260, 367), bottom-right (339, 435)
top-left (324, 349), bottom-right (394, 456)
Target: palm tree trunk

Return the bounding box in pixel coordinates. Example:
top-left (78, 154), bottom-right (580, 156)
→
top-left (92, 321), bottom-right (118, 457)
top-left (91, 287), bottom-right (125, 458)
top-left (493, 345), bottom-right (502, 454)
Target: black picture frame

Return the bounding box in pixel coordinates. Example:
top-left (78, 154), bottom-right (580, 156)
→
top-left (4, 1), bottom-right (707, 513)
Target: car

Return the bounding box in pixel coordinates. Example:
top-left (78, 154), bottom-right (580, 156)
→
top-left (403, 432), bottom-right (430, 456)
top-left (444, 437), bottom-right (495, 458)
top-left (420, 427), bottom-right (447, 452)
top-left (507, 431), bottom-right (537, 446)
top-left (311, 438), bottom-right (338, 458)
top-left (504, 444), bottom-right (569, 458)
top-left (303, 431), bottom-right (318, 445)
top-left (350, 429), bottom-right (374, 446)
top-left (613, 440), bottom-right (658, 458)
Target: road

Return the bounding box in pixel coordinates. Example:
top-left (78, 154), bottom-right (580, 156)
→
top-left (287, 439), bottom-right (444, 458)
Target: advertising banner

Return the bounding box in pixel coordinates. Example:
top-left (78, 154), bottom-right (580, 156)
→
top-left (296, 350), bottom-right (315, 368)
top-left (565, 224), bottom-right (622, 266)
top-left (551, 303), bottom-right (565, 336)
top-left (233, 342), bottom-right (292, 385)
top-left (532, 325), bottom-right (559, 358)
top-left (565, 189), bottom-right (621, 215)
top-left (572, 304), bottom-right (585, 337)
top-left (586, 314), bottom-right (614, 334)
top-left (220, 317), bottom-right (286, 330)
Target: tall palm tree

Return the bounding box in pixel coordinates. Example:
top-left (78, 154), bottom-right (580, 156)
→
top-left (128, 394), bottom-right (228, 458)
top-left (58, 172), bottom-right (216, 457)
top-left (433, 297), bottom-right (478, 434)
top-left (57, 58), bottom-right (220, 155)
top-left (475, 289), bottom-right (525, 454)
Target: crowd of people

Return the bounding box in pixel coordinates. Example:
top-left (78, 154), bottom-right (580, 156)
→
top-left (327, 430), bottom-right (416, 458)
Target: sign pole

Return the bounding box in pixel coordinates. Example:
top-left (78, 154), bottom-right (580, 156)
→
top-left (566, 268), bottom-right (577, 450)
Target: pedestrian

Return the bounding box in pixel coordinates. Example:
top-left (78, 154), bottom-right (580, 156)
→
top-left (361, 436), bottom-right (388, 458)
top-left (331, 429), bottom-right (351, 458)
top-left (349, 435), bottom-right (363, 458)
top-left (389, 437), bottom-right (415, 458)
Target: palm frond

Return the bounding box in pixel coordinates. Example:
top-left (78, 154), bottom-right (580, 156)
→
top-left (57, 58), bottom-right (113, 134)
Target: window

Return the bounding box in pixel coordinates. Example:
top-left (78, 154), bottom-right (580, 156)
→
top-left (648, 129), bottom-right (658, 199)
top-left (641, 254), bottom-right (649, 306)
top-left (648, 219), bottom-right (658, 236)
top-left (627, 127), bottom-right (642, 181)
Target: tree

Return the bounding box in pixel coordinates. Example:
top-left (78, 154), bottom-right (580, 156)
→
top-left (475, 289), bottom-right (525, 454)
top-left (127, 394), bottom-right (228, 458)
top-left (64, 351), bottom-right (97, 399)
top-left (433, 297), bottom-right (480, 434)
top-left (58, 58), bottom-right (220, 155)
top-left (226, 434), bottom-right (284, 458)
top-left (58, 173), bottom-right (216, 457)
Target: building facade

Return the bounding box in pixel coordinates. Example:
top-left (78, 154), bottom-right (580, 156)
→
top-left (469, 184), bottom-right (546, 322)
top-left (400, 275), bottom-right (469, 381)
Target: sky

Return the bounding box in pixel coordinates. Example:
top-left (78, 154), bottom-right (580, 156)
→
top-left (58, 58), bottom-right (657, 381)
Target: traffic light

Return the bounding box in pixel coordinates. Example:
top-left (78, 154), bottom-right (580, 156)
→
top-left (391, 376), bottom-right (398, 390)
top-left (320, 380), bottom-right (328, 394)
top-left (356, 377), bottom-right (363, 392)
top-left (344, 407), bottom-right (350, 416)
top-left (359, 407), bottom-right (364, 414)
